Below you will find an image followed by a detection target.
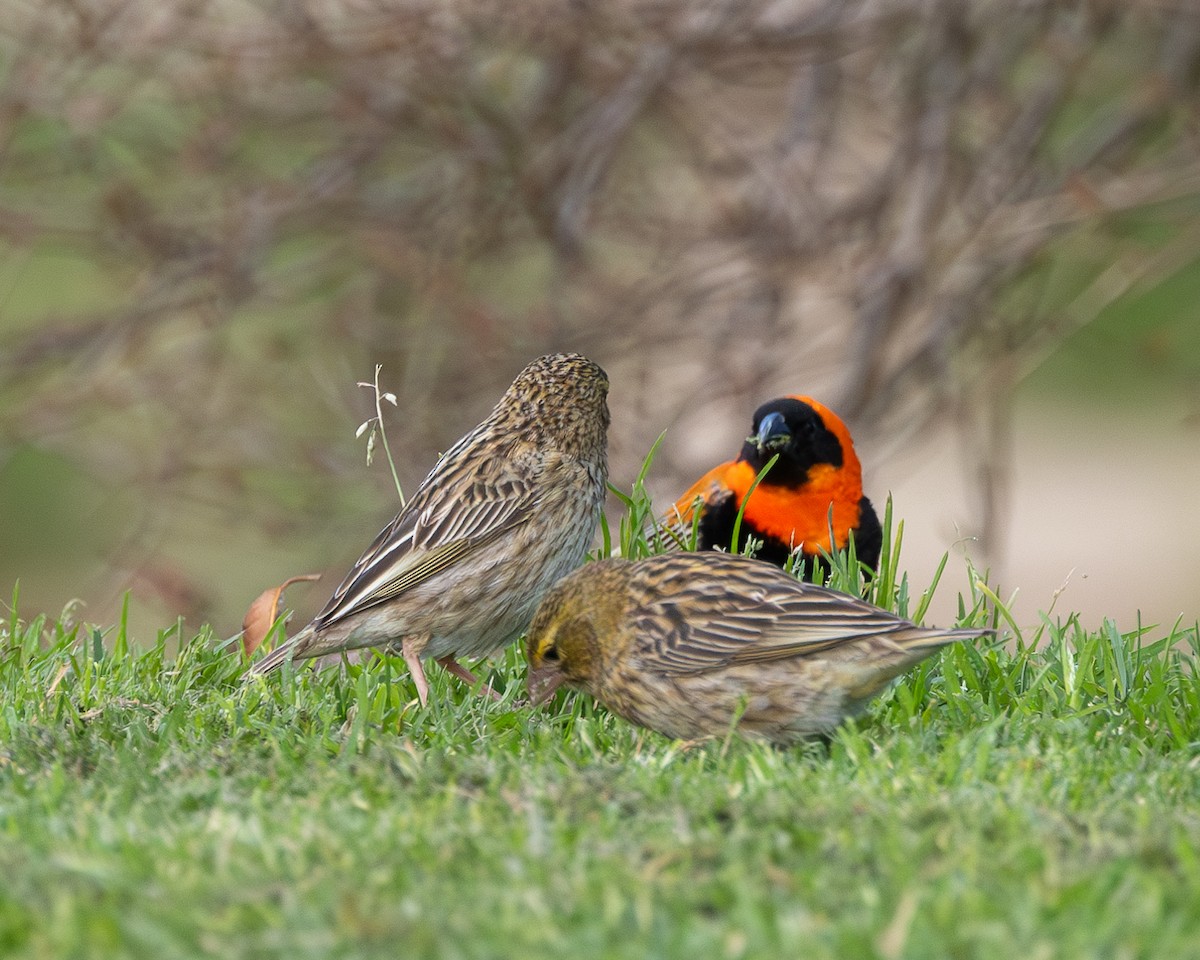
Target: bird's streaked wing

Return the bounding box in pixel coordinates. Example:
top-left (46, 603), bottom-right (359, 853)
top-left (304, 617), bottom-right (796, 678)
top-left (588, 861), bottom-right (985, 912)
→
top-left (313, 466), bottom-right (537, 627)
top-left (631, 557), bottom-right (942, 674)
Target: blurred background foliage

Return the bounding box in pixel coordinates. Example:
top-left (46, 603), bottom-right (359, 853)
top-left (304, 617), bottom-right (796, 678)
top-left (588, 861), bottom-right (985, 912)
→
top-left (1, 0), bottom-right (1198, 638)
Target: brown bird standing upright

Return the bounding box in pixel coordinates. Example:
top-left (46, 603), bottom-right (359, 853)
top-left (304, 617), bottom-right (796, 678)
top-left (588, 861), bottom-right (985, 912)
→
top-left (251, 353), bottom-right (610, 706)
top-left (526, 552), bottom-right (986, 744)
top-left (665, 396), bottom-right (881, 576)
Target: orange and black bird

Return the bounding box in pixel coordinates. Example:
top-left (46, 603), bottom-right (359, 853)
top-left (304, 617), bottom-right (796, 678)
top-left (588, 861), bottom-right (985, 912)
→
top-left (665, 396), bottom-right (881, 576)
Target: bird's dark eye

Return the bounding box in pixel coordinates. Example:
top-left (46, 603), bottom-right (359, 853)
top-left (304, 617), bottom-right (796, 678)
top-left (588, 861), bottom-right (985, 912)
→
top-left (542, 646), bottom-right (560, 662)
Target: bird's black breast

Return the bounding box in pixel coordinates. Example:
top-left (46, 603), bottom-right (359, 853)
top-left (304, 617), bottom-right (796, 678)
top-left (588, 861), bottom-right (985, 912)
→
top-left (695, 493), bottom-right (803, 570)
top-left (696, 491), bottom-right (882, 580)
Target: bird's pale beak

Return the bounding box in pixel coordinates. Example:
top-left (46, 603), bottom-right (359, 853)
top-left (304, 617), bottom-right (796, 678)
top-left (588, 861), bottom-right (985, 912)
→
top-left (754, 411), bottom-right (791, 452)
top-left (527, 664), bottom-right (567, 705)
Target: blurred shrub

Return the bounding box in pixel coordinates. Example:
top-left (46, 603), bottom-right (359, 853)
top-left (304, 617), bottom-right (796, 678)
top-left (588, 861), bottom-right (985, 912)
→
top-left (0, 0), bottom-right (1197, 621)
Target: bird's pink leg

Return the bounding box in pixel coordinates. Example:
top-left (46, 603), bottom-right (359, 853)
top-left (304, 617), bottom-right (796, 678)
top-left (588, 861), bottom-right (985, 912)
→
top-left (436, 656), bottom-right (502, 701)
top-left (401, 636), bottom-right (430, 707)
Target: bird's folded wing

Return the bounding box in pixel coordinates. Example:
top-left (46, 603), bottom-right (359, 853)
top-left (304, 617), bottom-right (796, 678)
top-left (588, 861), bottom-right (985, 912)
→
top-left (313, 474), bottom-right (537, 627)
top-left (652, 466), bottom-right (728, 550)
top-left (669, 466), bottom-right (727, 524)
top-left (637, 577), bottom-right (915, 674)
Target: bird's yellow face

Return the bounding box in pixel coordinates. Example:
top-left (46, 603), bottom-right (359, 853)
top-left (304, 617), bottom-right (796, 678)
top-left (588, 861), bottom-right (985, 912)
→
top-left (526, 558), bottom-right (629, 705)
top-left (525, 603), bottom-right (601, 705)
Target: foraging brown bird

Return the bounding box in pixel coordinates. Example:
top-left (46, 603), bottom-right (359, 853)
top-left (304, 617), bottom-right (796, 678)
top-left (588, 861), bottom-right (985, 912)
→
top-left (526, 552), bottom-right (985, 744)
top-left (665, 396), bottom-right (881, 576)
top-left (251, 353), bottom-right (610, 705)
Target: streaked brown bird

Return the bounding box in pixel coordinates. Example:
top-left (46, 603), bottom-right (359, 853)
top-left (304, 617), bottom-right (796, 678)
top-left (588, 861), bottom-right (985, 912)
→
top-left (251, 353), bottom-right (610, 705)
top-left (664, 396), bottom-right (881, 576)
top-left (526, 552), bottom-right (986, 744)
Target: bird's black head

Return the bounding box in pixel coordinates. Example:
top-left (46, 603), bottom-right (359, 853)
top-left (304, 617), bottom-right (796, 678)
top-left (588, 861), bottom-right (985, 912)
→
top-left (739, 397), bottom-right (844, 485)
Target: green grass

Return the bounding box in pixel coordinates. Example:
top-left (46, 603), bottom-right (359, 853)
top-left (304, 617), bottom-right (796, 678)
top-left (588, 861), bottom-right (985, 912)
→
top-left (2, 494), bottom-right (1199, 960)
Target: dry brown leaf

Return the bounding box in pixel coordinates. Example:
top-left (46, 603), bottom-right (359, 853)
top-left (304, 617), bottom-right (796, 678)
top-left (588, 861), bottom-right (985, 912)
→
top-left (241, 574), bottom-right (321, 656)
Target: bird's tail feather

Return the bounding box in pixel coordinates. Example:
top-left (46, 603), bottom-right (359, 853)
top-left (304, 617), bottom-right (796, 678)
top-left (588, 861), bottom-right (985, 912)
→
top-left (895, 626), bottom-right (993, 655)
top-left (248, 623), bottom-right (317, 675)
